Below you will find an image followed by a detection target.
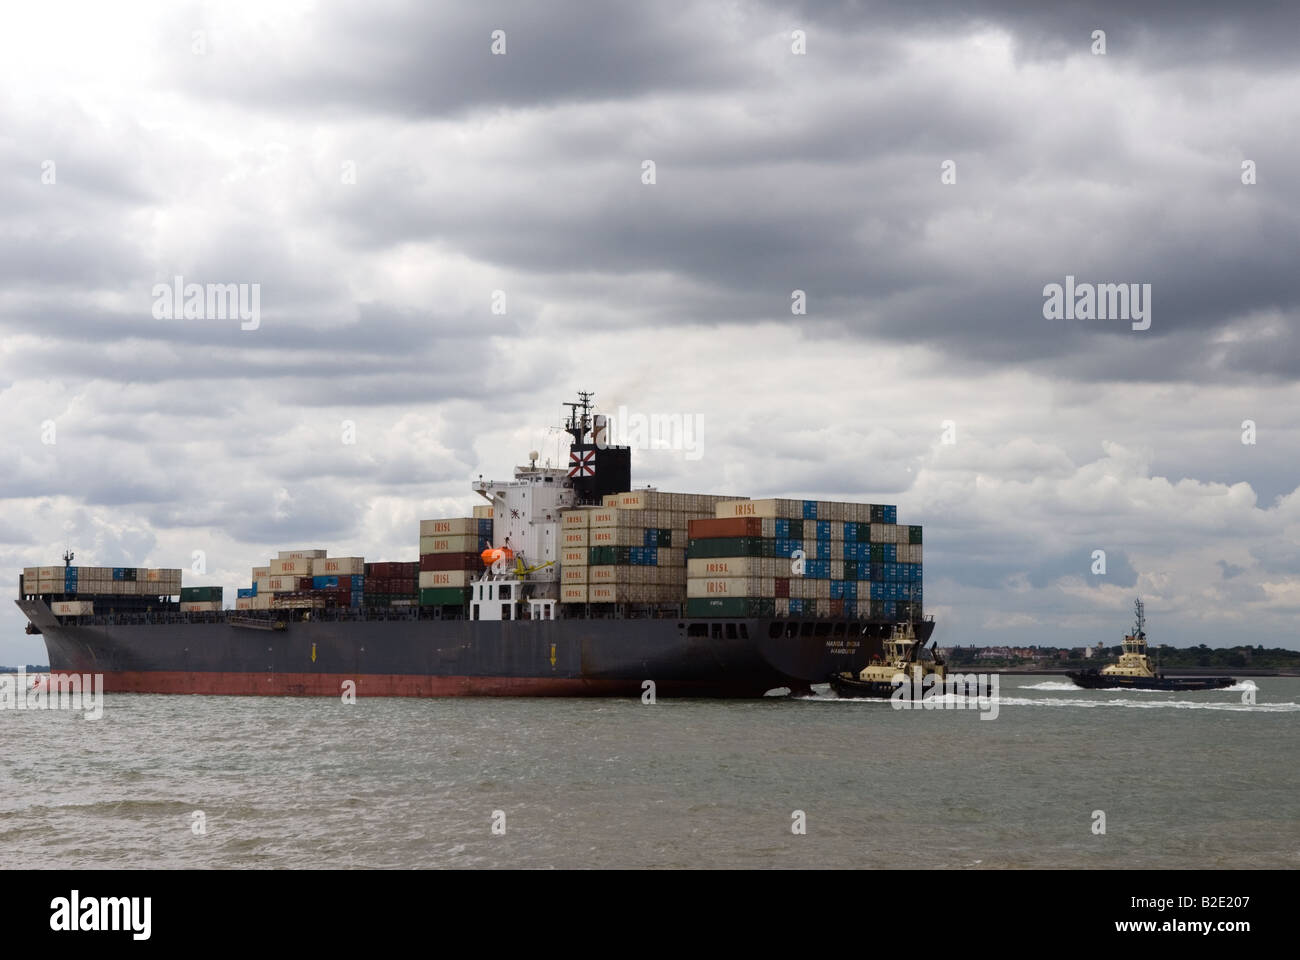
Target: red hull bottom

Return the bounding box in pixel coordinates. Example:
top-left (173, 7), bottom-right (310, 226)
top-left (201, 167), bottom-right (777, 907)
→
top-left (79, 671), bottom-right (757, 698)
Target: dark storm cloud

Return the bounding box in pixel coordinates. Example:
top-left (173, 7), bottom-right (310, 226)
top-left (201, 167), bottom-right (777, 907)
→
top-left (169, 0), bottom-right (748, 118)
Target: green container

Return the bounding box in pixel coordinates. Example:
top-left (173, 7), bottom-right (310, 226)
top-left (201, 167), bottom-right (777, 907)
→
top-left (657, 528), bottom-right (673, 548)
top-left (180, 586), bottom-right (223, 602)
top-left (858, 522), bottom-right (871, 542)
top-left (419, 587), bottom-right (469, 606)
top-left (788, 519), bottom-right (803, 540)
top-left (869, 544), bottom-right (886, 563)
top-left (687, 536), bottom-right (765, 559)
top-left (686, 597), bottom-right (776, 618)
top-left (909, 525), bottom-right (923, 544)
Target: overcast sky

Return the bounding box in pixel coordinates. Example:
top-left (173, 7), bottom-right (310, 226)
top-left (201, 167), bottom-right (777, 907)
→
top-left (3, 0), bottom-right (1298, 663)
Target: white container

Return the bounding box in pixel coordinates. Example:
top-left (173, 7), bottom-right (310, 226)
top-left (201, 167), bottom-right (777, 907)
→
top-left (277, 549), bottom-right (327, 560)
top-left (560, 547), bottom-right (588, 566)
top-left (180, 601), bottom-right (221, 613)
top-left (561, 566), bottom-right (588, 584)
top-left (251, 566), bottom-right (270, 579)
top-left (472, 505), bottom-right (494, 519)
top-left (686, 577), bottom-right (763, 598)
top-left (561, 510), bottom-right (590, 528)
top-left (561, 529), bottom-right (589, 548)
top-left (235, 595), bottom-right (273, 611)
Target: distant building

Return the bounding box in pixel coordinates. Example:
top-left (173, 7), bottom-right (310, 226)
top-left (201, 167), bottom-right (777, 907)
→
top-left (1084, 646), bottom-right (1094, 659)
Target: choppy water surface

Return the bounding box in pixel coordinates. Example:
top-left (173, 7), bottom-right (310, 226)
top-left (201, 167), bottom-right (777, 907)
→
top-left (2, 675), bottom-right (1296, 868)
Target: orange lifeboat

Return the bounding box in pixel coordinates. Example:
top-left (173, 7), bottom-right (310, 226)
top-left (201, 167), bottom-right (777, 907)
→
top-left (480, 547), bottom-right (514, 568)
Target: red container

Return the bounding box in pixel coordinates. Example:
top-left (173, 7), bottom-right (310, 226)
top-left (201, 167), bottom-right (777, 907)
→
top-left (774, 578), bottom-right (789, 598)
top-left (830, 599), bottom-right (844, 616)
top-left (426, 552), bottom-right (481, 571)
top-left (688, 517), bottom-right (763, 539)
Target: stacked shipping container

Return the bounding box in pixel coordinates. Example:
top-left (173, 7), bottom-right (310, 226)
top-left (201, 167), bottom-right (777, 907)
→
top-left (684, 499), bottom-right (923, 618)
top-left (418, 516), bottom-right (493, 606)
top-left (559, 492), bottom-right (745, 605)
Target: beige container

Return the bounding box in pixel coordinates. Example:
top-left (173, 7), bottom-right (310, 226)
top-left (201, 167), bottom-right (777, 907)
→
top-left (270, 557), bottom-right (313, 576)
top-left (51, 600), bottom-right (94, 616)
top-left (255, 576), bottom-right (296, 594)
top-left (277, 549), bottom-right (327, 560)
top-left (587, 508), bottom-right (622, 527)
top-left (687, 557), bottom-right (761, 578)
top-left (587, 583), bottom-right (680, 604)
top-left (560, 585), bottom-right (588, 603)
top-left (560, 547), bottom-right (588, 566)
top-left (180, 601), bottom-right (221, 613)
top-left (251, 566), bottom-right (270, 579)
top-left (714, 498), bottom-right (801, 519)
top-left (686, 577), bottom-right (764, 598)
top-left (235, 595), bottom-right (273, 611)
top-left (588, 527), bottom-right (645, 547)
top-left (814, 599), bottom-right (831, 617)
top-left (420, 517), bottom-right (476, 537)
top-left (776, 598), bottom-right (790, 617)
top-left (473, 504), bottom-right (494, 519)
top-left (561, 566), bottom-right (588, 584)
top-left (22, 567), bottom-right (38, 588)
top-left (312, 557), bottom-right (364, 576)
top-left (561, 510), bottom-right (590, 528)
top-left (588, 565), bottom-right (617, 583)
top-left (420, 534), bottom-right (481, 554)
top-left (39, 566), bottom-right (61, 580)
top-left (419, 570), bottom-right (471, 589)
top-left (656, 548), bottom-right (686, 567)
top-left (561, 529), bottom-right (589, 548)
top-left (37, 578), bottom-right (57, 594)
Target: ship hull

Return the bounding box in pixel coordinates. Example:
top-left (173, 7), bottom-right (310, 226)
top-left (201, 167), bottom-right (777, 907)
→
top-left (20, 602), bottom-right (935, 698)
top-left (1066, 670), bottom-right (1235, 691)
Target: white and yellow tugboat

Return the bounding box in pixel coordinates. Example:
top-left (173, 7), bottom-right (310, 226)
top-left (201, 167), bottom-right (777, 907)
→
top-left (828, 621), bottom-right (989, 699)
top-left (1067, 599), bottom-right (1235, 691)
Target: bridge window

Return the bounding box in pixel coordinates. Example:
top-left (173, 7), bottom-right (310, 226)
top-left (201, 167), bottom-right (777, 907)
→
top-left (738, 624), bottom-right (748, 640)
top-left (689, 623), bottom-right (709, 637)
top-left (472, 604), bottom-right (480, 620)
top-left (725, 623), bottom-right (738, 640)
top-left (499, 584), bottom-right (512, 600)
top-left (769, 622), bottom-right (783, 639)
top-left (800, 622), bottom-right (814, 637)
top-left (784, 622), bottom-right (798, 639)
top-left (711, 623), bottom-right (722, 640)
top-left (815, 622), bottom-right (832, 637)
top-left (833, 623), bottom-right (845, 637)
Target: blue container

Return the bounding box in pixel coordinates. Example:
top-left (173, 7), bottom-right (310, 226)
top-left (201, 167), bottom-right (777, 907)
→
top-left (885, 545), bottom-right (897, 562)
top-left (788, 598), bottom-right (804, 615)
top-left (478, 518), bottom-right (493, 538)
top-left (882, 601), bottom-right (896, 618)
top-left (842, 522), bottom-right (856, 542)
top-left (237, 587), bottom-right (256, 599)
top-left (830, 580), bottom-right (843, 599)
top-left (843, 580), bottom-right (856, 599)
top-left (642, 529), bottom-right (656, 547)
top-left (351, 575), bottom-right (364, 590)
top-left (113, 568), bottom-right (126, 580)
top-left (816, 520), bottom-right (832, 540)
top-left (885, 506), bottom-right (897, 524)
top-left (843, 599), bottom-right (857, 617)
top-left (802, 500), bottom-right (818, 519)
top-left (312, 576), bottom-right (339, 589)
top-left (774, 519), bottom-right (789, 538)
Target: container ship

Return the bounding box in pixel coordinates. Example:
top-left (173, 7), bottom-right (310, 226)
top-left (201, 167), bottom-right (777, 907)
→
top-left (15, 393), bottom-right (931, 698)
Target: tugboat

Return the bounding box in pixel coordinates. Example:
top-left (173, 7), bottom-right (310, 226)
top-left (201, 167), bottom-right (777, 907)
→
top-left (828, 621), bottom-right (991, 699)
top-left (1067, 599), bottom-right (1235, 691)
